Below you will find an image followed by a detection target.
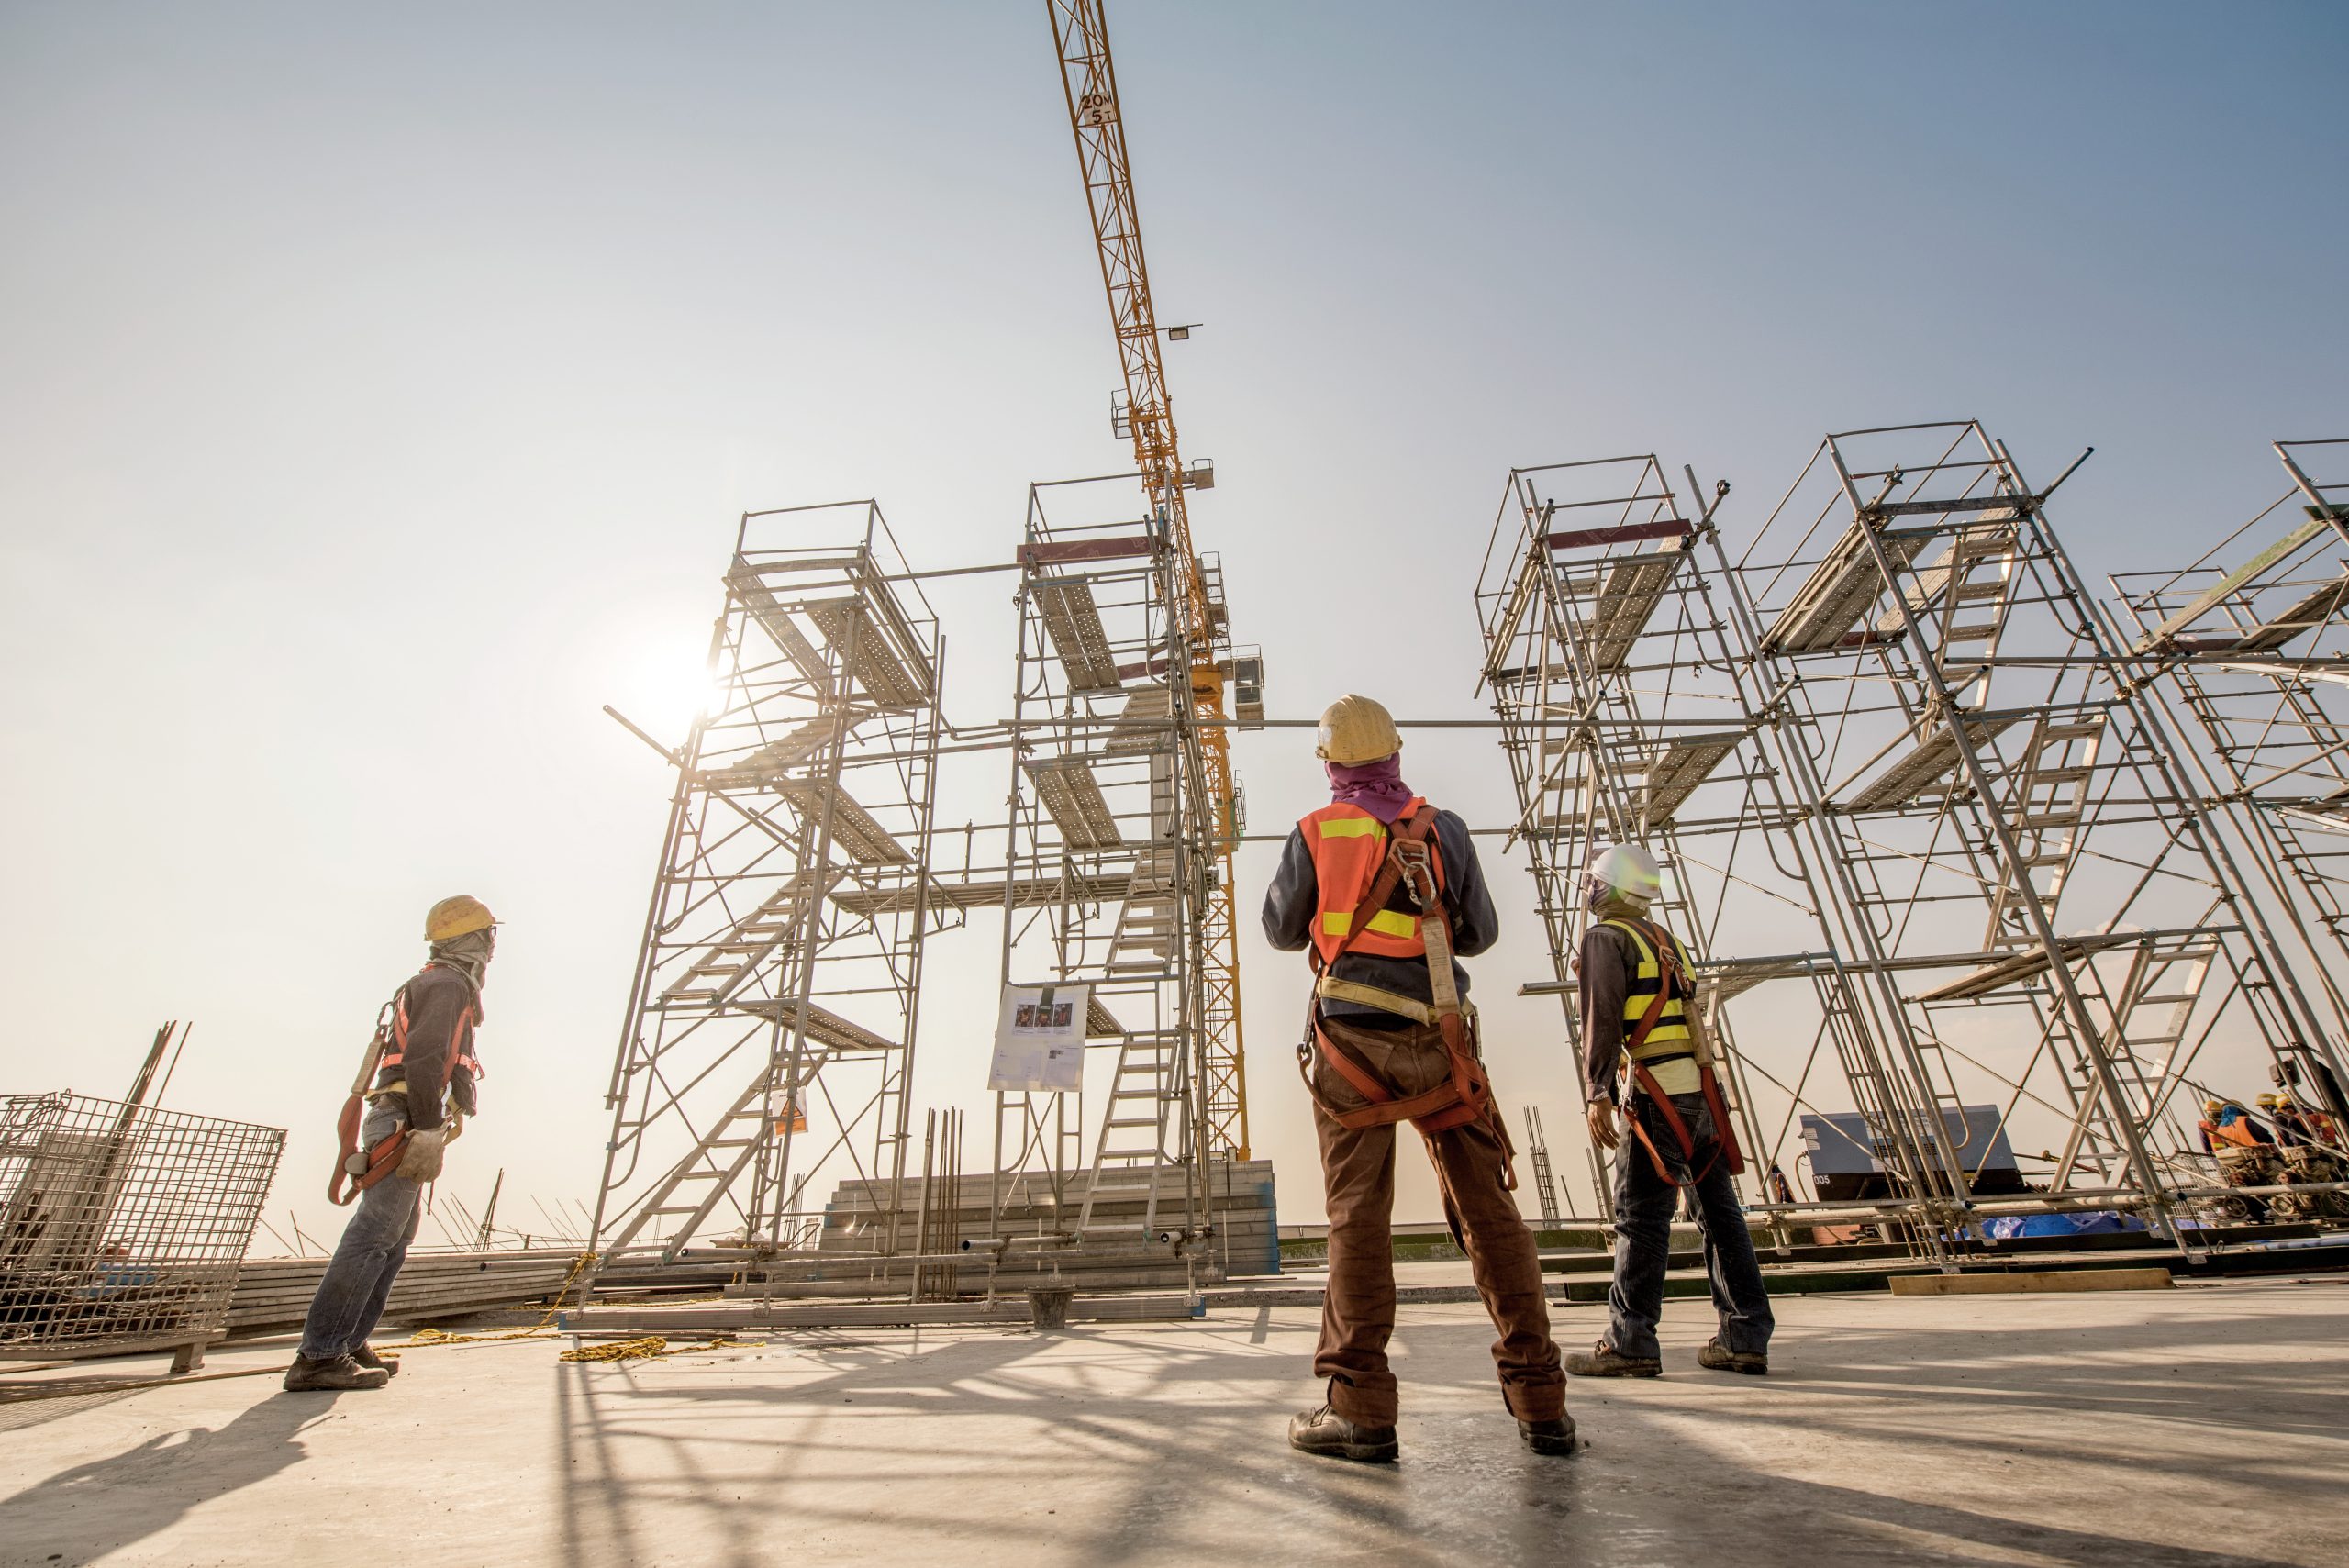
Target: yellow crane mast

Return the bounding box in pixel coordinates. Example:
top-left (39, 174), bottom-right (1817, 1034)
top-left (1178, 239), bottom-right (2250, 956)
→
top-left (1046, 0), bottom-right (1251, 1161)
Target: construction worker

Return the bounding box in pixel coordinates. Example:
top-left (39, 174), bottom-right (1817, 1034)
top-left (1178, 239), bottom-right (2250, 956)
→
top-left (283, 896), bottom-right (495, 1393)
top-left (1264, 695), bottom-right (1573, 1462)
top-left (2196, 1097), bottom-right (2274, 1154)
top-left (1568, 844), bottom-right (1774, 1379)
top-left (2197, 1096), bottom-right (2280, 1223)
top-left (2260, 1092), bottom-right (2313, 1150)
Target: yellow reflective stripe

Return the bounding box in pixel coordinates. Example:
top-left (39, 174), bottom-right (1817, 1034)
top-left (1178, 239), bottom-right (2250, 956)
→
top-left (1604, 918), bottom-right (1688, 1027)
top-left (1604, 919), bottom-right (1662, 979)
top-left (1318, 817), bottom-right (1386, 840)
top-left (1321, 908), bottom-right (1421, 940)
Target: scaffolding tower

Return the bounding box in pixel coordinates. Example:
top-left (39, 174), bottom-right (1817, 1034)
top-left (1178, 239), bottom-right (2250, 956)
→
top-left (2109, 437), bottom-right (2349, 1127)
top-left (586, 503), bottom-right (944, 1278)
top-left (1478, 425), bottom-right (2339, 1249)
top-left (988, 477), bottom-right (1218, 1255)
top-left (1475, 453), bottom-right (1965, 1253)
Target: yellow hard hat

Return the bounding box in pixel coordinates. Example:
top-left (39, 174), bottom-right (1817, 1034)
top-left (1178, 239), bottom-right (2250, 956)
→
top-left (424, 895), bottom-right (497, 942)
top-left (2256, 1093), bottom-right (2281, 1108)
top-left (1316, 694), bottom-right (1401, 765)
top-left (2202, 1098), bottom-right (2223, 1118)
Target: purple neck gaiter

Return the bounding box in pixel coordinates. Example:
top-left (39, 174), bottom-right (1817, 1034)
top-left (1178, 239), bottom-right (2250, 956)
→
top-left (1326, 754), bottom-right (1414, 824)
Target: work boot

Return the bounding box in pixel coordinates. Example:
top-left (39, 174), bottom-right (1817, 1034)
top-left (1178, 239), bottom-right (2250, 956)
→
top-left (350, 1344), bottom-right (400, 1378)
top-left (1697, 1338), bottom-right (1768, 1376)
top-left (282, 1353), bottom-right (391, 1393)
top-left (1518, 1414), bottom-right (1579, 1456)
top-left (1287, 1402), bottom-right (1398, 1463)
top-left (1564, 1340), bottom-right (1663, 1378)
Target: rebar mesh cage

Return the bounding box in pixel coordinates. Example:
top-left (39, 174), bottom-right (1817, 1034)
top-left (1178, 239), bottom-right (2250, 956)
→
top-left (0, 1092), bottom-right (284, 1360)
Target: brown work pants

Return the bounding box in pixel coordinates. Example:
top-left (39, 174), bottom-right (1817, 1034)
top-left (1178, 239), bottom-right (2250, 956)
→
top-left (1310, 1014), bottom-right (1565, 1427)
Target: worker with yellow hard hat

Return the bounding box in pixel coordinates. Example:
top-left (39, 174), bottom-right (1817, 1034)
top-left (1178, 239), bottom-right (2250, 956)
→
top-left (2256, 1091), bottom-right (2316, 1151)
top-left (285, 895), bottom-right (500, 1393)
top-left (1264, 695), bottom-right (1574, 1462)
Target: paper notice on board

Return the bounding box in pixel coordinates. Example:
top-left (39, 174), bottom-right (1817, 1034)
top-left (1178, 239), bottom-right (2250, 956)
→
top-left (986, 983), bottom-right (1088, 1093)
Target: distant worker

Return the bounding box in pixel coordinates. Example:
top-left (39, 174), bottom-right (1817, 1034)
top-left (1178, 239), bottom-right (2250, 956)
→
top-left (2198, 1096), bottom-right (2279, 1224)
top-left (1766, 1163), bottom-right (1796, 1206)
top-left (2300, 1095), bottom-right (2347, 1151)
top-left (1569, 844), bottom-right (1774, 1379)
top-left (283, 896), bottom-right (497, 1393)
top-left (1264, 695), bottom-right (1574, 1462)
top-left (2196, 1097), bottom-right (2274, 1154)
top-left (2259, 1093), bottom-right (2312, 1150)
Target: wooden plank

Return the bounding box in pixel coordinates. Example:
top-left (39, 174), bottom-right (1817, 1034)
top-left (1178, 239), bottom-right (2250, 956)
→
top-left (1019, 535), bottom-right (1156, 567)
top-left (1888, 1267), bottom-right (2172, 1296)
top-left (1545, 518), bottom-right (1690, 552)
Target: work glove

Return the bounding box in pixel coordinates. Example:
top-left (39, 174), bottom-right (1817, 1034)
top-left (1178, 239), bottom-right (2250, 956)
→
top-left (394, 1126), bottom-right (449, 1183)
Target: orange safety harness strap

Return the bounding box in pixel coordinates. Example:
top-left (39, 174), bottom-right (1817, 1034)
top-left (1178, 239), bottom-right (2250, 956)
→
top-left (1616, 917), bottom-right (1745, 1191)
top-left (328, 994), bottom-right (406, 1207)
top-left (1294, 804), bottom-right (1517, 1185)
top-left (327, 968), bottom-right (482, 1206)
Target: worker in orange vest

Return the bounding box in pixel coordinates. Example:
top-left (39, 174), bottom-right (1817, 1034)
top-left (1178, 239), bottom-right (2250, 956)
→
top-left (2196, 1097), bottom-right (2273, 1153)
top-left (1264, 695), bottom-right (1572, 1462)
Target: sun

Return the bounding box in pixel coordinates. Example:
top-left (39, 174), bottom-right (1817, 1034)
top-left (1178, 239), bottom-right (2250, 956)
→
top-left (614, 635), bottom-right (729, 740)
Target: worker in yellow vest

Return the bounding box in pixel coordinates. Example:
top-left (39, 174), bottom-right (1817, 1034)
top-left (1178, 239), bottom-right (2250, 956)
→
top-left (1567, 844), bottom-right (1774, 1378)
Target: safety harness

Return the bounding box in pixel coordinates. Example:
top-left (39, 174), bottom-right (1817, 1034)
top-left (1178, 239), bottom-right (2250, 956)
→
top-left (1610, 915), bottom-right (1744, 1189)
top-left (328, 966), bottom-right (483, 1206)
top-left (1295, 802), bottom-right (1517, 1187)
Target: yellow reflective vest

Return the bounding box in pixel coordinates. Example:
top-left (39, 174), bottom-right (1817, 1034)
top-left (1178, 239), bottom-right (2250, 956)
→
top-left (1601, 917), bottom-right (1701, 1095)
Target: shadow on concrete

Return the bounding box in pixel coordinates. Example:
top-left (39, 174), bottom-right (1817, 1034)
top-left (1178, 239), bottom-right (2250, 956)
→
top-left (0, 1390), bottom-right (346, 1564)
top-left (535, 1298), bottom-right (2345, 1568)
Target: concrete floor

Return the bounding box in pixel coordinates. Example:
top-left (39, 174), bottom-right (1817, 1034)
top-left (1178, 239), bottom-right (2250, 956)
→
top-left (3, 1278), bottom-right (2344, 1567)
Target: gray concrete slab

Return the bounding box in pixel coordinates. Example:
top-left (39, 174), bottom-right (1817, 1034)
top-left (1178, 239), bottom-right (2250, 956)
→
top-left (3, 1278), bottom-right (2344, 1566)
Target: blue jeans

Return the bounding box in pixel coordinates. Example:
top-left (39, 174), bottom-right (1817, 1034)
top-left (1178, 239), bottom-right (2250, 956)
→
top-left (297, 1107), bottom-right (422, 1362)
top-left (1608, 1092), bottom-right (1774, 1360)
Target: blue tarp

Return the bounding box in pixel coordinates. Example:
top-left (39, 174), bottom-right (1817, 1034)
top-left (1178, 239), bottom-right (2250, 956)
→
top-left (1981, 1211), bottom-right (2145, 1240)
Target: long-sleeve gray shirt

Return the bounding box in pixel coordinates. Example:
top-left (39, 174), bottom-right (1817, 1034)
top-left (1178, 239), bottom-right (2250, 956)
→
top-left (370, 966), bottom-right (482, 1131)
top-left (1578, 922), bottom-right (1638, 1104)
top-left (1261, 807), bottom-right (1497, 1021)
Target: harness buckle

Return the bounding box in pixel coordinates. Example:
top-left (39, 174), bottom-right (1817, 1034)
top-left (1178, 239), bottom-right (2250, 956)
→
top-left (1390, 840), bottom-right (1437, 909)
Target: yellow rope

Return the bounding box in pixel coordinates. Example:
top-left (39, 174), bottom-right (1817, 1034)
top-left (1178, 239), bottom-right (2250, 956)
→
top-left (556, 1335), bottom-right (764, 1364)
top-left (559, 1335), bottom-right (668, 1362)
top-left (381, 1250), bottom-right (600, 1351)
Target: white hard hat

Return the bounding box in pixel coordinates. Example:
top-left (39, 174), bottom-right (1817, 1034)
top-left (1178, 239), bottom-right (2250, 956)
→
top-left (1586, 843), bottom-right (1662, 906)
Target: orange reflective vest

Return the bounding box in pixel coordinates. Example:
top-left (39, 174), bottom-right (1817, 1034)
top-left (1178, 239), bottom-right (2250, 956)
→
top-left (378, 967), bottom-right (484, 1085)
top-left (2202, 1116), bottom-right (2262, 1151)
top-left (1300, 798), bottom-right (1447, 966)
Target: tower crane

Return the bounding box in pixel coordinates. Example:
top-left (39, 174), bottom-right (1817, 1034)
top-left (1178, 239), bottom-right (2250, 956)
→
top-left (1047, 0), bottom-right (1253, 1161)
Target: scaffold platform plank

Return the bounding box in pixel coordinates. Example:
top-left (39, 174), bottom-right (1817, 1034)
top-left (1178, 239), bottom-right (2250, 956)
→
top-left (774, 780), bottom-right (913, 863)
top-left (1763, 525), bottom-right (1933, 653)
top-left (1032, 576), bottom-right (1124, 691)
top-left (1558, 551), bottom-right (1682, 674)
top-left (697, 718), bottom-right (835, 788)
top-left (1842, 716), bottom-right (2018, 809)
top-left (731, 998), bottom-right (904, 1054)
top-left (1639, 730), bottom-right (1744, 823)
top-left (1025, 757), bottom-right (1125, 848)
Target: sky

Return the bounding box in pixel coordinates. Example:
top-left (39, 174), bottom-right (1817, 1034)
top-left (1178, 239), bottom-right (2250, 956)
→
top-left (4, 2), bottom-right (2346, 1249)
